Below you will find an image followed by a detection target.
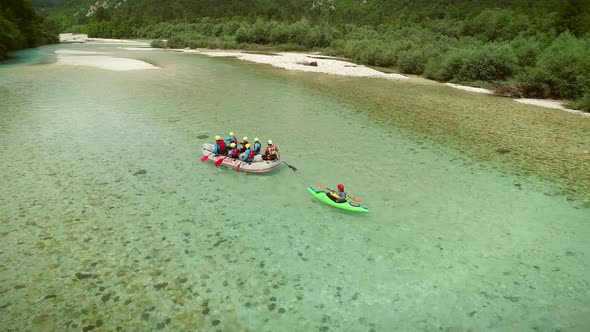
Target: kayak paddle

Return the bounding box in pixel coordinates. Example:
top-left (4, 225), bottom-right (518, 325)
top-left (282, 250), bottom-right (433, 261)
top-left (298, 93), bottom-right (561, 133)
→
top-left (315, 183), bottom-right (362, 202)
top-left (282, 161), bottom-right (297, 171)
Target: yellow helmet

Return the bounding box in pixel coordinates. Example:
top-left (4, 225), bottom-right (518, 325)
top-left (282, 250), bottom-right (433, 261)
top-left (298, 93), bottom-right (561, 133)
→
top-left (243, 136), bottom-right (248, 141)
top-left (215, 135), bottom-right (221, 140)
top-left (245, 143), bottom-right (251, 149)
top-left (254, 137), bottom-right (259, 142)
top-left (230, 143), bottom-right (236, 148)
top-left (229, 132), bottom-right (234, 136)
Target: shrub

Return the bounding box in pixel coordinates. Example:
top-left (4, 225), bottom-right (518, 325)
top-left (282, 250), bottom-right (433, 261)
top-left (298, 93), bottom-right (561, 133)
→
top-left (269, 22), bottom-right (289, 44)
top-left (397, 49), bottom-right (428, 75)
top-left (510, 35), bottom-right (541, 68)
top-left (166, 35), bottom-right (187, 48)
top-left (288, 19), bottom-right (312, 46)
top-left (566, 92), bottom-right (590, 112)
top-left (458, 45), bottom-right (517, 81)
top-left (528, 32), bottom-right (590, 99)
top-left (374, 47), bottom-right (396, 67)
top-left (514, 70), bottom-right (551, 98)
top-left (250, 18), bottom-right (270, 44)
top-left (234, 25), bottom-right (250, 44)
top-left (150, 39), bottom-right (166, 48)
top-left (438, 49), bottom-right (469, 81)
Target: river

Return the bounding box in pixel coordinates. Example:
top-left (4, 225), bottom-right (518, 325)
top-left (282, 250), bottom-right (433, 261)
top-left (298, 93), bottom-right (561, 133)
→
top-left (1, 43), bottom-right (588, 331)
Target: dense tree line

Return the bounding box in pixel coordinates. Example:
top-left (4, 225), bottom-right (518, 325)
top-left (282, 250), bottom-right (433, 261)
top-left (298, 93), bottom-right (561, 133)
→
top-left (0, 0), bottom-right (60, 60)
top-left (52, 0), bottom-right (590, 110)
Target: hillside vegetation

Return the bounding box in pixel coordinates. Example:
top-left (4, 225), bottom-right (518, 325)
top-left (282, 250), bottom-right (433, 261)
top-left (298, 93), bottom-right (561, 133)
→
top-left (52, 0), bottom-right (590, 110)
top-left (0, 0), bottom-right (60, 60)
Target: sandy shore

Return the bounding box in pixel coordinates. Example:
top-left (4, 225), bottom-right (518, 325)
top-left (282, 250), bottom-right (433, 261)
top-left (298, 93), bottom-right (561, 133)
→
top-left (59, 33), bottom-right (149, 46)
top-left (54, 49), bottom-right (158, 71)
top-left (189, 49), bottom-right (409, 80)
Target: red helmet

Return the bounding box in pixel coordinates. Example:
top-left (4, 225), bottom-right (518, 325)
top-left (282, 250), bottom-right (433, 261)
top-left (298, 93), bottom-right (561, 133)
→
top-left (337, 184), bottom-right (344, 191)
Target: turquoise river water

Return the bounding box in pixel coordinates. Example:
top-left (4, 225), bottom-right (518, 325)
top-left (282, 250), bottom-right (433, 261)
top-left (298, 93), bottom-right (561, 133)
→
top-left (0, 43), bottom-right (589, 332)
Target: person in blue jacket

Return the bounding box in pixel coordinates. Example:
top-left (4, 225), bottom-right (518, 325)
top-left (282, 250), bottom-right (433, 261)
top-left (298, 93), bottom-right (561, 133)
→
top-left (226, 132), bottom-right (237, 145)
top-left (253, 137), bottom-right (262, 155)
top-left (242, 144), bottom-right (255, 162)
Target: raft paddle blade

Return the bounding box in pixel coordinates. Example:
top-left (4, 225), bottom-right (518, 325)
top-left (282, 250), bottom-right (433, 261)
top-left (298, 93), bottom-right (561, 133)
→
top-left (283, 161), bottom-right (297, 171)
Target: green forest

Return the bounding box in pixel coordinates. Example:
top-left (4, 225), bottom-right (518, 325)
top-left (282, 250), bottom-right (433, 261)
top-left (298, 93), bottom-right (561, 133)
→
top-left (0, 0), bottom-right (60, 60)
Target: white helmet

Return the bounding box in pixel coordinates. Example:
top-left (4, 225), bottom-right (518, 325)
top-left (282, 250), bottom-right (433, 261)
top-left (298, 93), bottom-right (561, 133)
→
top-left (267, 140), bottom-right (272, 145)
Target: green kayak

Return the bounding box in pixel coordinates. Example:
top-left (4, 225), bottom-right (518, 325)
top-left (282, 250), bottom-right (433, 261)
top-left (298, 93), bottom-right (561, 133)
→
top-left (307, 187), bottom-right (369, 213)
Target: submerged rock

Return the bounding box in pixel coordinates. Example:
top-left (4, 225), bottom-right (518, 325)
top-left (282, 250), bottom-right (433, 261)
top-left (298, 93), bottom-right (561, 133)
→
top-left (133, 169), bottom-right (147, 176)
top-left (75, 272), bottom-right (95, 280)
top-left (495, 148), bottom-right (511, 154)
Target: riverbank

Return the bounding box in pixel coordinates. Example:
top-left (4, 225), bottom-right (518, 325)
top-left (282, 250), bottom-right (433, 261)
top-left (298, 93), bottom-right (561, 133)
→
top-left (174, 48), bottom-right (588, 117)
top-left (59, 34), bottom-right (587, 116)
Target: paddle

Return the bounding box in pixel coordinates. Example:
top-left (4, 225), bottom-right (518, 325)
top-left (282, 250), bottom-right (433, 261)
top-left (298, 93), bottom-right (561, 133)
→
top-left (201, 148), bottom-right (214, 162)
top-left (214, 157), bottom-right (225, 167)
top-left (282, 161), bottom-right (297, 171)
top-left (236, 162), bottom-right (242, 172)
top-left (315, 183), bottom-right (362, 202)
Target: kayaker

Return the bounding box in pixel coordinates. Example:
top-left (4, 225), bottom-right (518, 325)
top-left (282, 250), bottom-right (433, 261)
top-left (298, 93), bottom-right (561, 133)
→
top-left (242, 144), bottom-right (255, 162)
top-left (253, 137), bottom-right (262, 155)
top-left (228, 143), bottom-right (240, 159)
top-left (328, 184), bottom-right (347, 203)
top-left (226, 132), bottom-right (238, 145)
top-left (240, 137), bottom-right (249, 153)
top-left (213, 135), bottom-right (227, 155)
top-left (262, 140), bottom-right (279, 160)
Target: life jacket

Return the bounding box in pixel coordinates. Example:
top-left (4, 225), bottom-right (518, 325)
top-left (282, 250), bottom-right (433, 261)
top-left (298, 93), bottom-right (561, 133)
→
top-left (266, 145), bottom-right (278, 155)
top-left (216, 139), bottom-right (227, 153)
top-left (230, 148), bottom-right (240, 158)
top-left (328, 191), bottom-right (346, 202)
top-left (247, 149), bottom-right (255, 159)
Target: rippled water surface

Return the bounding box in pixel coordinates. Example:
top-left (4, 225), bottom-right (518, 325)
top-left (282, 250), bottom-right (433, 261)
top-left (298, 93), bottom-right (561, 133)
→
top-left (1, 44), bottom-right (589, 331)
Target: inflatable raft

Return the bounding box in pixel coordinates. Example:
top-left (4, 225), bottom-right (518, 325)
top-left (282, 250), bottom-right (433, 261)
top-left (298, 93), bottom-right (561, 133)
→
top-left (201, 143), bottom-right (282, 173)
top-left (307, 186), bottom-right (369, 213)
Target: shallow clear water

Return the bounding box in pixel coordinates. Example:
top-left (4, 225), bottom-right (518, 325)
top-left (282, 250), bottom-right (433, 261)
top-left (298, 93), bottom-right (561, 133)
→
top-left (1, 44), bottom-right (589, 331)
